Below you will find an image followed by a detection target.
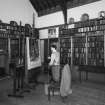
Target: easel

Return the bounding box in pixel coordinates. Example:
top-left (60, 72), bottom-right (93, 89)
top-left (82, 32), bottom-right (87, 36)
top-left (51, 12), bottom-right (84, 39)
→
top-left (8, 61), bottom-right (24, 98)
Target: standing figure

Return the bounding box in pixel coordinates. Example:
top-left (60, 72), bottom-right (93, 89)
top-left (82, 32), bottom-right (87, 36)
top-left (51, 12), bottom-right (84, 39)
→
top-left (49, 44), bottom-right (60, 82)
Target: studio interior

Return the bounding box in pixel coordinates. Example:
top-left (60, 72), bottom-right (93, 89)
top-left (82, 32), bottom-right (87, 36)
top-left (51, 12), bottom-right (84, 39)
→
top-left (0, 0), bottom-right (105, 105)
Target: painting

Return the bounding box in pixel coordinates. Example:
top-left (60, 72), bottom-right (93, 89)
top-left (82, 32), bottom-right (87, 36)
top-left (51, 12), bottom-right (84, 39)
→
top-left (26, 37), bottom-right (41, 70)
top-left (29, 38), bottom-right (39, 61)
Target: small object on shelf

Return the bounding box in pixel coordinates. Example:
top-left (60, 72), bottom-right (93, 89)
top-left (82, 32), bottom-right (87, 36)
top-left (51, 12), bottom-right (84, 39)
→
top-left (25, 24), bottom-right (32, 36)
top-left (10, 21), bottom-right (18, 26)
top-left (68, 17), bottom-right (74, 24)
top-left (0, 19), bottom-right (2, 23)
top-left (25, 24), bottom-right (31, 29)
top-left (81, 13), bottom-right (89, 21)
top-left (98, 11), bottom-right (105, 18)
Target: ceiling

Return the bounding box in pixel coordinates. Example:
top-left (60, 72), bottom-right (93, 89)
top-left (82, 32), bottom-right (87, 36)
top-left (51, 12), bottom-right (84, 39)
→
top-left (30, 0), bottom-right (100, 17)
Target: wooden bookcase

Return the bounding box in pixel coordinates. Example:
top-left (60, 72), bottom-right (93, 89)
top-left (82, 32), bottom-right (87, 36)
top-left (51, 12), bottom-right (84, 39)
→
top-left (0, 21), bottom-right (39, 76)
top-left (73, 35), bottom-right (86, 65)
top-left (59, 18), bottom-right (105, 81)
top-left (59, 18), bottom-right (105, 66)
top-left (60, 37), bottom-right (72, 65)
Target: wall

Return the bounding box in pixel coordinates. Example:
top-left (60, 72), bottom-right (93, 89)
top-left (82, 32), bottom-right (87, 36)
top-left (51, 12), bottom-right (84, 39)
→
top-left (39, 27), bottom-right (59, 39)
top-left (37, 0), bottom-right (104, 28)
top-left (0, 0), bottom-right (37, 26)
top-left (39, 29), bottom-right (49, 39)
top-left (67, 0), bottom-right (104, 22)
top-left (37, 11), bottom-right (64, 28)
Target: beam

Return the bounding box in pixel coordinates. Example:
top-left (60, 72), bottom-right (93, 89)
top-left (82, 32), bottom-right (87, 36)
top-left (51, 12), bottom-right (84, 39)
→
top-left (36, 0), bottom-right (45, 11)
top-left (59, 0), bottom-right (68, 24)
top-left (45, 0), bottom-right (53, 8)
top-left (48, 0), bottom-right (56, 7)
top-left (40, 0), bottom-right (49, 10)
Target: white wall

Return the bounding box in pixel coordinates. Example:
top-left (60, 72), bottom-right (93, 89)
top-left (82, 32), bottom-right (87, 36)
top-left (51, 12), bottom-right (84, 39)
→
top-left (37, 0), bottom-right (104, 28)
top-left (39, 29), bottom-right (49, 39)
top-left (0, 0), bottom-right (37, 26)
top-left (37, 11), bottom-right (64, 28)
top-left (39, 27), bottom-right (59, 39)
top-left (67, 0), bottom-right (104, 22)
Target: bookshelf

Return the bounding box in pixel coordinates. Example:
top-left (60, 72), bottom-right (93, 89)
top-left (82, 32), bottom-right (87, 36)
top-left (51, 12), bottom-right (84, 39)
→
top-left (59, 18), bottom-right (105, 67)
top-left (59, 18), bottom-right (105, 82)
top-left (0, 21), bottom-right (39, 76)
top-left (73, 35), bottom-right (86, 65)
top-left (87, 35), bottom-right (104, 66)
top-left (60, 37), bottom-right (72, 65)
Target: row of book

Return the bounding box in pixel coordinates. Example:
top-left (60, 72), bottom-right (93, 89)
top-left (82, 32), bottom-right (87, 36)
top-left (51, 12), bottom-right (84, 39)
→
top-left (60, 38), bottom-right (71, 65)
top-left (0, 24), bottom-right (38, 38)
top-left (0, 38), bottom-right (8, 52)
top-left (59, 27), bottom-right (105, 37)
top-left (75, 18), bottom-right (105, 28)
top-left (77, 25), bottom-right (105, 33)
top-left (59, 18), bottom-right (105, 37)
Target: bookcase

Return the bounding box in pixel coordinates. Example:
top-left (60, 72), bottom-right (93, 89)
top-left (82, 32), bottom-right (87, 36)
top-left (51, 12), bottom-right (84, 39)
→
top-left (0, 21), bottom-right (39, 76)
top-left (0, 38), bottom-right (8, 52)
top-left (87, 35), bottom-right (104, 66)
top-left (59, 18), bottom-right (105, 82)
top-left (60, 37), bottom-right (72, 65)
top-left (59, 18), bottom-right (105, 67)
top-left (73, 35), bottom-right (86, 65)
top-left (59, 25), bottom-right (70, 65)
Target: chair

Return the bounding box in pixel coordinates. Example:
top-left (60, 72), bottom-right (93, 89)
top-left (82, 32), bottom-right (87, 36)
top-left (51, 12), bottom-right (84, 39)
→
top-left (47, 65), bottom-right (63, 101)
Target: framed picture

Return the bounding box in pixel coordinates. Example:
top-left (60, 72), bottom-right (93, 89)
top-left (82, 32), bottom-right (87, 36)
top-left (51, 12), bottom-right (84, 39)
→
top-left (29, 38), bottom-right (39, 61)
top-left (26, 37), bottom-right (41, 70)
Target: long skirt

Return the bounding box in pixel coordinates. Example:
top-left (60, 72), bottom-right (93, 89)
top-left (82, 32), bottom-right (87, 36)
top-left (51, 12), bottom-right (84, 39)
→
top-left (51, 65), bottom-right (60, 82)
top-left (60, 64), bottom-right (72, 97)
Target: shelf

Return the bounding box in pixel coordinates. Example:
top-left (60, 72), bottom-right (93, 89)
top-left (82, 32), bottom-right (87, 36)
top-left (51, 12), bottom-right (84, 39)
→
top-left (59, 18), bottom-right (105, 67)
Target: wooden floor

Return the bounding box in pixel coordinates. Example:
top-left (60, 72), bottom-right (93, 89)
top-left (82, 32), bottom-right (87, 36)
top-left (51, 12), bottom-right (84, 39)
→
top-left (0, 77), bottom-right (105, 105)
top-left (71, 81), bottom-right (105, 105)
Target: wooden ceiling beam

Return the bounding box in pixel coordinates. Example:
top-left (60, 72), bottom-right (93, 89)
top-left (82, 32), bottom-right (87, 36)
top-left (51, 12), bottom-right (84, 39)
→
top-left (54, 0), bottom-right (60, 5)
top-left (45, 0), bottom-right (53, 8)
top-left (36, 0), bottom-right (45, 11)
top-left (48, 0), bottom-right (56, 7)
top-left (59, 0), bottom-right (68, 24)
top-left (40, 0), bottom-right (49, 10)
